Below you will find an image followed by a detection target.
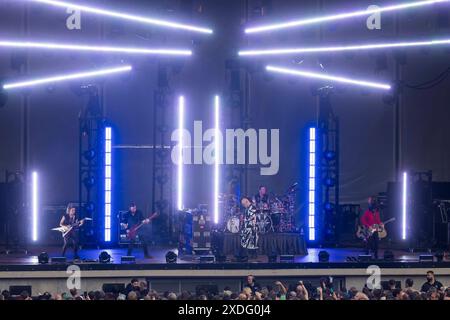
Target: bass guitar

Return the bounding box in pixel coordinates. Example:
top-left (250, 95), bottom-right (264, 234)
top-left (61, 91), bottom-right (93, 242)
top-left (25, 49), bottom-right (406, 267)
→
top-left (126, 212), bottom-right (158, 240)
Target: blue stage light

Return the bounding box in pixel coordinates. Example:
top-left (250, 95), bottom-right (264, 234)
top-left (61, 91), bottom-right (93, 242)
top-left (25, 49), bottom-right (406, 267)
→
top-left (104, 127), bottom-right (112, 242)
top-left (308, 127), bottom-right (316, 241)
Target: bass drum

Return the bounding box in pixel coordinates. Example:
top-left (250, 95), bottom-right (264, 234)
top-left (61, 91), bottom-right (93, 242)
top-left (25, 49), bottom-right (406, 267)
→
top-left (226, 217), bottom-right (241, 234)
top-left (256, 213), bottom-right (273, 234)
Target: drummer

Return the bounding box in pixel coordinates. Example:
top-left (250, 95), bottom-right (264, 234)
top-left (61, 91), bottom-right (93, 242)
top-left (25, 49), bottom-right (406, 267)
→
top-left (253, 186), bottom-right (270, 211)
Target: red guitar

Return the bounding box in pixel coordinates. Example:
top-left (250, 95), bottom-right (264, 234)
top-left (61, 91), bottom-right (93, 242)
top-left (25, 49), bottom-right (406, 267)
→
top-left (126, 212), bottom-right (158, 240)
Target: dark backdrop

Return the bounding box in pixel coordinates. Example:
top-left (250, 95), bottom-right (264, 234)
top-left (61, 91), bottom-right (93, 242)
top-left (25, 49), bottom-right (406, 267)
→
top-left (0, 0), bottom-right (449, 240)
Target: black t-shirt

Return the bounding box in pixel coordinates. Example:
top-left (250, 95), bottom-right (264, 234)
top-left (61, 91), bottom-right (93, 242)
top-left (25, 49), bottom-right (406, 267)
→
top-left (125, 283), bottom-right (141, 295)
top-left (421, 280), bottom-right (443, 293)
top-left (245, 282), bottom-right (261, 293)
top-left (62, 214), bottom-right (79, 226)
top-left (61, 214), bottom-right (80, 236)
top-left (254, 194), bottom-right (269, 204)
top-left (122, 210), bottom-right (145, 229)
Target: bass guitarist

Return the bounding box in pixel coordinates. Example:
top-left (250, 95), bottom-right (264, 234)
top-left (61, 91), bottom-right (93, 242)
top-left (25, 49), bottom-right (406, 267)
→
top-left (360, 197), bottom-right (384, 259)
top-left (121, 202), bottom-right (158, 259)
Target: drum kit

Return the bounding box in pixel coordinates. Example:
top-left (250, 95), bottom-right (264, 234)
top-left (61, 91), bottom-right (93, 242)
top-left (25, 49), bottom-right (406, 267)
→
top-left (221, 183), bottom-right (298, 234)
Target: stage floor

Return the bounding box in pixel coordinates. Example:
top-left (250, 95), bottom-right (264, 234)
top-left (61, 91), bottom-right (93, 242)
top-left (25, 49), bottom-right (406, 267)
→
top-left (0, 246), bottom-right (448, 268)
top-left (1, 246), bottom-right (449, 293)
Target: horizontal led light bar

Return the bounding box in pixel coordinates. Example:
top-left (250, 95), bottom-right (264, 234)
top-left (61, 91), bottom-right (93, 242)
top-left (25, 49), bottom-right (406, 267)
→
top-left (28, 0), bottom-right (213, 34)
top-left (245, 0), bottom-right (450, 34)
top-left (0, 40), bottom-right (192, 56)
top-left (266, 65), bottom-right (391, 90)
top-left (239, 38), bottom-right (450, 56)
top-left (3, 65), bottom-right (132, 90)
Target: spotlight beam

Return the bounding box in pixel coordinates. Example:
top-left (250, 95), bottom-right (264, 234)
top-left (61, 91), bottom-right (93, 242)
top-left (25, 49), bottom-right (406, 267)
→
top-left (214, 95), bottom-right (220, 225)
top-left (3, 65), bottom-right (132, 90)
top-left (239, 39), bottom-right (450, 56)
top-left (28, 0), bottom-right (213, 34)
top-left (245, 0), bottom-right (450, 34)
top-left (0, 40), bottom-right (192, 56)
top-left (266, 65), bottom-right (391, 90)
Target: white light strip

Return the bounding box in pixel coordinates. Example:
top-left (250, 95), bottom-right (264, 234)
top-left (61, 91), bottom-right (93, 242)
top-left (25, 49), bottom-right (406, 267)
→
top-left (245, 0), bottom-right (450, 34)
top-left (177, 96), bottom-right (185, 211)
top-left (308, 128), bottom-right (316, 241)
top-left (214, 95), bottom-right (220, 225)
top-left (402, 172), bottom-right (408, 240)
top-left (29, 0), bottom-right (213, 34)
top-left (239, 39), bottom-right (450, 56)
top-left (32, 171), bottom-right (38, 242)
top-left (0, 40), bottom-right (192, 56)
top-left (105, 127), bottom-right (112, 242)
top-left (3, 65), bottom-right (132, 90)
top-left (266, 65), bottom-right (391, 90)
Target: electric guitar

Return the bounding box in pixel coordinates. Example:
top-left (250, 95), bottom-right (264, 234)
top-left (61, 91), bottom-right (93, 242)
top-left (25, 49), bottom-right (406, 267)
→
top-left (356, 218), bottom-right (396, 240)
top-left (126, 212), bottom-right (158, 240)
top-left (52, 218), bottom-right (92, 239)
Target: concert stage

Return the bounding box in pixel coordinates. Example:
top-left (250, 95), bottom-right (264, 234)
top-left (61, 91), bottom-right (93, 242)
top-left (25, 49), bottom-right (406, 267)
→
top-left (0, 246), bottom-right (449, 296)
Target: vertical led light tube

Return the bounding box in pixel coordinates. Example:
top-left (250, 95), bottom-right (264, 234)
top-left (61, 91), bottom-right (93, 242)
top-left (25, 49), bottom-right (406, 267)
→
top-left (308, 128), bottom-right (316, 241)
top-left (402, 172), bottom-right (408, 240)
top-left (214, 96), bottom-right (220, 225)
top-left (177, 96), bottom-right (185, 211)
top-left (32, 171), bottom-right (38, 242)
top-left (104, 127), bottom-right (112, 242)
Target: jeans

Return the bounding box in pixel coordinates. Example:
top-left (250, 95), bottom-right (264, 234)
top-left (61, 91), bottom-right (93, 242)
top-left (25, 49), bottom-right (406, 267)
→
top-left (62, 233), bottom-right (79, 258)
top-left (366, 231), bottom-right (379, 259)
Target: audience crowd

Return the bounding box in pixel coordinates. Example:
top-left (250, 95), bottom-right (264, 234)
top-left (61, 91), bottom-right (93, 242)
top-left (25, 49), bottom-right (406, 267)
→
top-left (1, 271), bottom-right (449, 301)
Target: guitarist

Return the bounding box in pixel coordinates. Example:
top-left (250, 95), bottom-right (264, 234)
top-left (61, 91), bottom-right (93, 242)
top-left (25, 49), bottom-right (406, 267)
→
top-left (60, 203), bottom-right (84, 259)
top-left (360, 197), bottom-right (384, 259)
top-left (121, 203), bottom-right (157, 258)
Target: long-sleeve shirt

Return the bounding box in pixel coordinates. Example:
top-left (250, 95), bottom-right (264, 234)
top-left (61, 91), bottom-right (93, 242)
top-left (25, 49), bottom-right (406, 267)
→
top-left (360, 210), bottom-right (381, 228)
